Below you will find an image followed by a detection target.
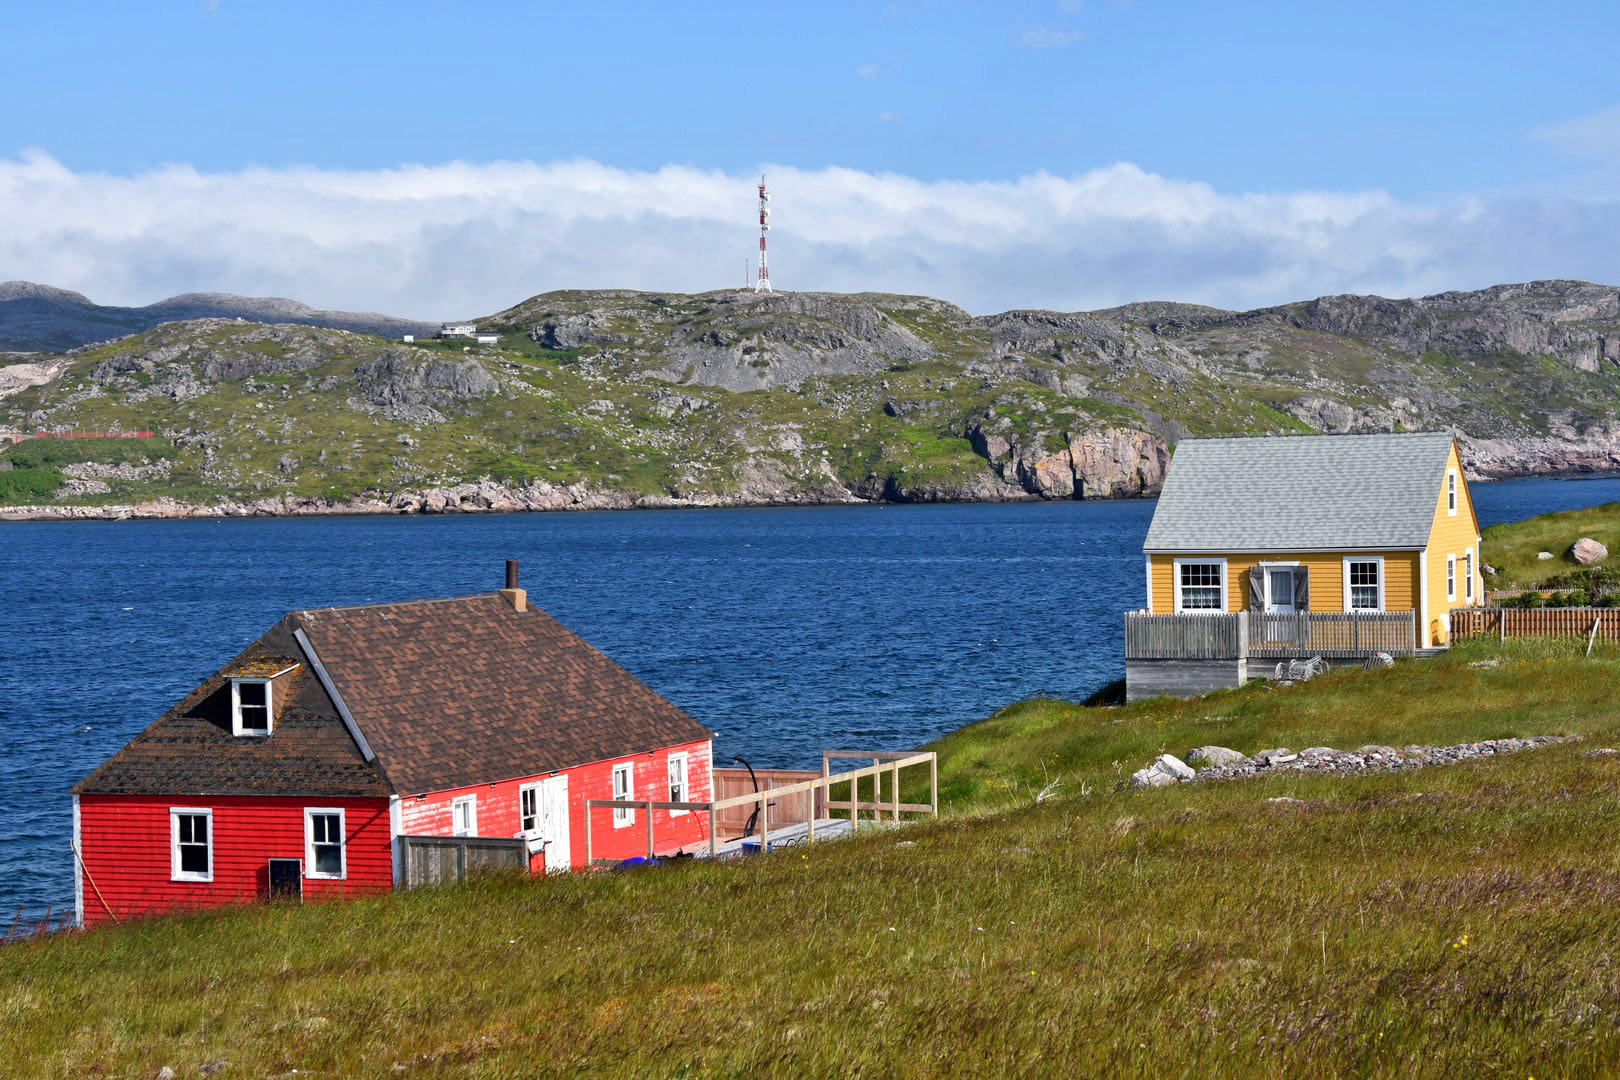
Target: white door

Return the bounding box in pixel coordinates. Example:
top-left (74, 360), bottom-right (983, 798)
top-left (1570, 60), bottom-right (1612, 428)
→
top-left (538, 775), bottom-right (570, 873)
top-left (1266, 568), bottom-right (1299, 613)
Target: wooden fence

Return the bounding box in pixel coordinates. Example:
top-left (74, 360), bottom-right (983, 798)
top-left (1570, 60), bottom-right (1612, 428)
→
top-left (1245, 611), bottom-right (1417, 657)
top-left (711, 767), bottom-right (825, 840)
top-left (1453, 607), bottom-right (1620, 645)
top-left (398, 834), bottom-right (527, 889)
top-left (583, 750), bottom-right (938, 866)
top-left (1124, 610), bottom-right (1417, 660)
top-left (1124, 612), bottom-right (1244, 659)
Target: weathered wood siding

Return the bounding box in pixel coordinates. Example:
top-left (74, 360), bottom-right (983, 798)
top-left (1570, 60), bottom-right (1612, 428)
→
top-left (1126, 659), bottom-right (1248, 701)
top-left (77, 793), bottom-right (392, 927)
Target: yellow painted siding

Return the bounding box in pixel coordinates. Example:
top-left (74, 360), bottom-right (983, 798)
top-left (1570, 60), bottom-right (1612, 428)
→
top-left (1422, 442), bottom-right (1483, 645)
top-left (1148, 552), bottom-right (1418, 615)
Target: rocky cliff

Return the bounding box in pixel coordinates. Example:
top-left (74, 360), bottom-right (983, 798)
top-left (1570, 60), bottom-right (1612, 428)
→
top-left (5, 279), bottom-right (1620, 518)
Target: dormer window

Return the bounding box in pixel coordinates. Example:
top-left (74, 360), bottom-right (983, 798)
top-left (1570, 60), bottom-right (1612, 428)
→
top-left (232, 678), bottom-right (272, 737)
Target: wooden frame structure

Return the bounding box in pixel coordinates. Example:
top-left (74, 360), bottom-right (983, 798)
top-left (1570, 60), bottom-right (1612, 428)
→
top-left (582, 750), bottom-right (938, 867)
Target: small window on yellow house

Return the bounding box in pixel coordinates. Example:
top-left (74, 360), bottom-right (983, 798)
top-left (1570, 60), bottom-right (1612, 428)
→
top-left (1447, 470), bottom-right (1458, 516)
top-left (1345, 559), bottom-right (1383, 611)
top-left (1174, 560), bottom-right (1225, 612)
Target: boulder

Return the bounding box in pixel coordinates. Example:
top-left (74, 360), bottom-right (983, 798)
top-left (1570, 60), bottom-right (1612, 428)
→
top-left (1185, 745), bottom-right (1245, 770)
top-left (1571, 537), bottom-right (1609, 565)
top-left (1129, 753), bottom-right (1195, 789)
top-left (1537, 551), bottom-right (1555, 561)
top-left (1252, 748), bottom-right (1298, 766)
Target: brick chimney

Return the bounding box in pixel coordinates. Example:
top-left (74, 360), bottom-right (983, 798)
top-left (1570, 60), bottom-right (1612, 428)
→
top-left (499, 558), bottom-right (526, 612)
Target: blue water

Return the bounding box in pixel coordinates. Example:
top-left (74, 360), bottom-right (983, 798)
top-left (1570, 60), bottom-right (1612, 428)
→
top-left (3, 472), bottom-right (1618, 914)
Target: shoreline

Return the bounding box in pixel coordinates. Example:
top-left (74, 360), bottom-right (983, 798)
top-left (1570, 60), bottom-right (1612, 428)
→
top-left (2, 464), bottom-right (1616, 523)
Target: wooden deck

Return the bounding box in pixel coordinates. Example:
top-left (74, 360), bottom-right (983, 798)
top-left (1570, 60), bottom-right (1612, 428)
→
top-left (685, 816), bottom-right (905, 857)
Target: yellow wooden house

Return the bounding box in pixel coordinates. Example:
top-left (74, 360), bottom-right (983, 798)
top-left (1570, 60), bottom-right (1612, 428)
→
top-left (1141, 432), bottom-right (1481, 650)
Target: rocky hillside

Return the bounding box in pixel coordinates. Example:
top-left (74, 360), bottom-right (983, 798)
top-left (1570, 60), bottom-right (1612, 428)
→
top-left (4, 280), bottom-right (1620, 518)
top-left (0, 281), bottom-right (438, 353)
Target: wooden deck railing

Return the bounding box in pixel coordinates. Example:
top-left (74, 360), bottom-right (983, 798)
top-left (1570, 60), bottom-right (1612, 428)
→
top-left (1244, 610), bottom-right (1417, 657)
top-left (583, 750), bottom-right (938, 866)
top-left (1124, 610), bottom-right (1417, 660)
top-left (1453, 606), bottom-right (1620, 644)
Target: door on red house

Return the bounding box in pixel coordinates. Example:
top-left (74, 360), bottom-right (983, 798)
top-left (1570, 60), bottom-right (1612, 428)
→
top-left (537, 775), bottom-right (570, 872)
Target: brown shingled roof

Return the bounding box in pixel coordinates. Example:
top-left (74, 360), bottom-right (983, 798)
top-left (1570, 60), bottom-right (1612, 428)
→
top-left (293, 593), bottom-right (714, 794)
top-left (73, 618), bottom-right (390, 797)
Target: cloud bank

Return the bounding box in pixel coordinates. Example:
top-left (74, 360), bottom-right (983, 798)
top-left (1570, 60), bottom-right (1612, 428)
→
top-left (1, 149), bottom-right (1617, 319)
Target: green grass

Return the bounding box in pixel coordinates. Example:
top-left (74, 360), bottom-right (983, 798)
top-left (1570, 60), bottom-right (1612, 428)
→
top-left (1481, 501), bottom-right (1620, 591)
top-left (8, 638), bottom-right (1620, 1076)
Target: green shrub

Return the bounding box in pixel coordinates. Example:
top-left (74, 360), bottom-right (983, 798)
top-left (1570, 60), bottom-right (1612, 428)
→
top-left (0, 466), bottom-right (61, 502)
top-left (0, 436), bottom-right (172, 470)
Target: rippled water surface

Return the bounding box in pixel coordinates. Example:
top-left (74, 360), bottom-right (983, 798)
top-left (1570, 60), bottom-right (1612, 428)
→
top-left (4, 472), bottom-right (1618, 913)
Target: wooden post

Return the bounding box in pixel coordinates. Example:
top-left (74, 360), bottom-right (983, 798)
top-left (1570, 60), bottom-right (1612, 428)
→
top-left (583, 804), bottom-right (592, 867)
top-left (930, 753), bottom-right (938, 816)
top-left (1588, 615), bottom-right (1602, 657)
top-left (708, 805), bottom-right (718, 858)
top-left (645, 800), bottom-right (655, 860)
top-left (891, 760), bottom-right (901, 821)
top-left (758, 790), bottom-right (769, 850)
top-left (871, 757), bottom-right (880, 824)
top-left (1499, 607), bottom-right (1505, 643)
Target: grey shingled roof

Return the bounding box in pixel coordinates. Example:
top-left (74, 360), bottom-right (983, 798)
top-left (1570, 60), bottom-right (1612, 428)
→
top-left (1142, 432), bottom-right (1456, 553)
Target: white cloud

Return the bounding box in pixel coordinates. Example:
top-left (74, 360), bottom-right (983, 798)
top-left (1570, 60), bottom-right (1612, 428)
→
top-left (855, 63), bottom-right (880, 79)
top-left (1529, 103), bottom-right (1620, 160)
top-left (1019, 28), bottom-right (1086, 47)
top-left (0, 149), bottom-right (1617, 319)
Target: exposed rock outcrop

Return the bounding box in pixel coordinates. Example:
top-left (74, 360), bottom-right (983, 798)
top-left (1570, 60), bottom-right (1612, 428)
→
top-left (352, 349), bottom-right (498, 420)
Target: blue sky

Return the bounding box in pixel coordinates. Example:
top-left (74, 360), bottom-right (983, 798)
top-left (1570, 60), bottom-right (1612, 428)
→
top-left (1, 2), bottom-right (1618, 315)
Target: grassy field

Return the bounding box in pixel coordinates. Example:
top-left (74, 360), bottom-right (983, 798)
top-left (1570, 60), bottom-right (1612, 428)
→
top-left (1481, 501), bottom-right (1620, 593)
top-left (6, 637), bottom-right (1620, 1077)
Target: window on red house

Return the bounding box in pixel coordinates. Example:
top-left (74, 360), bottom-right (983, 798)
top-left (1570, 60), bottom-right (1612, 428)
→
top-left (171, 809), bottom-right (212, 881)
top-left (305, 809), bottom-right (345, 879)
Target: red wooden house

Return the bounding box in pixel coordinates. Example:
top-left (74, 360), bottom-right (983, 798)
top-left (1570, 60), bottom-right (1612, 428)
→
top-left (72, 564), bottom-right (715, 927)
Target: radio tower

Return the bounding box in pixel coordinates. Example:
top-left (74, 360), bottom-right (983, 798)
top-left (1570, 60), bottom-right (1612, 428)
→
top-left (753, 174), bottom-right (772, 292)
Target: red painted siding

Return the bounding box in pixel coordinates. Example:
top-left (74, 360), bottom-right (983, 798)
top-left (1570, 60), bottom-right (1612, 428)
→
top-left (77, 793), bottom-right (392, 926)
top-left (398, 740), bottom-right (713, 869)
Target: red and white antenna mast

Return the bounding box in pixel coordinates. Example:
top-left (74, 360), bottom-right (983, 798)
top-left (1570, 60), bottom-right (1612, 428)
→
top-left (753, 174), bottom-right (772, 292)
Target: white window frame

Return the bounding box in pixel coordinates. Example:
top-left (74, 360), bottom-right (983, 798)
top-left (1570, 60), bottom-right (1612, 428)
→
top-left (1171, 558), bottom-right (1228, 614)
top-left (1341, 556), bottom-right (1386, 613)
top-left (450, 794), bottom-right (477, 837)
top-left (1463, 551), bottom-right (1474, 603)
top-left (170, 807), bottom-right (213, 883)
top-left (612, 762), bottom-right (634, 829)
top-left (518, 782), bottom-right (540, 836)
top-left (1446, 554), bottom-right (1457, 603)
top-left (303, 807), bottom-right (346, 880)
top-left (667, 752), bottom-right (689, 818)
top-left (231, 677), bottom-right (273, 737)
top-left (1447, 469), bottom-right (1458, 516)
